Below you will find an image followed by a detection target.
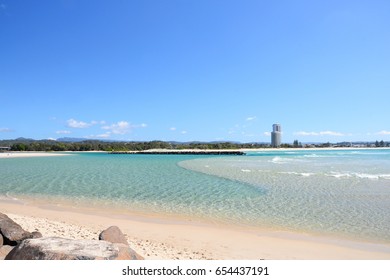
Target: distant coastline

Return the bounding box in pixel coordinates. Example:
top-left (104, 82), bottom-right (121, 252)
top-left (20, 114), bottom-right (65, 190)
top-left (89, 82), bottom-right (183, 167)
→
top-left (2, 146), bottom-right (390, 159)
top-left (2, 147), bottom-right (390, 159)
top-left (1, 137), bottom-right (389, 153)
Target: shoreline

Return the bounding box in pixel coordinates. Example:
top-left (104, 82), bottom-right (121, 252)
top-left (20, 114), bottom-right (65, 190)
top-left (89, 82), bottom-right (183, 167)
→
top-left (1, 147), bottom-right (389, 159)
top-left (1, 199), bottom-right (389, 260)
top-left (0, 152), bottom-right (71, 159)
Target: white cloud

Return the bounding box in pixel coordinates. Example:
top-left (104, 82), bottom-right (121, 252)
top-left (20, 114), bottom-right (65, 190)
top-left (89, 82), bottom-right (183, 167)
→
top-left (169, 127), bottom-right (177, 131)
top-left (0, 128), bottom-right (12, 133)
top-left (96, 132), bottom-right (111, 138)
top-left (377, 130), bottom-right (390, 135)
top-left (66, 119), bottom-right (106, 129)
top-left (56, 130), bottom-right (72, 134)
top-left (246, 116), bottom-right (256, 121)
top-left (67, 119), bottom-right (93, 129)
top-left (294, 131), bottom-right (345, 137)
top-left (320, 131), bottom-right (344, 136)
top-left (102, 121), bottom-right (131, 135)
top-left (181, 130), bottom-right (187, 134)
top-left (91, 121), bottom-right (106, 125)
top-left (137, 123), bottom-right (147, 128)
top-left (294, 131), bottom-right (319, 136)
top-left (264, 132), bottom-right (271, 137)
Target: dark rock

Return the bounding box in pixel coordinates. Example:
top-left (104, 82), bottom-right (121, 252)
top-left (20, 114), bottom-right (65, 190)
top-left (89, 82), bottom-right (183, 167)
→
top-left (0, 245), bottom-right (13, 260)
top-left (31, 231), bottom-right (43, 239)
top-left (5, 237), bottom-right (144, 260)
top-left (0, 213), bottom-right (32, 245)
top-left (99, 226), bottom-right (129, 245)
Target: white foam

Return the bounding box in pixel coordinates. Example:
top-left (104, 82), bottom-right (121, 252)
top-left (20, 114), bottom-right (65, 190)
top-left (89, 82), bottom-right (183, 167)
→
top-left (301, 173), bottom-right (315, 177)
top-left (353, 173), bottom-right (390, 180)
top-left (354, 173), bottom-right (380, 180)
top-left (241, 169), bottom-right (251, 172)
top-left (0, 192), bottom-right (20, 201)
top-left (327, 172), bottom-right (390, 180)
top-left (381, 174), bottom-right (390, 180)
top-left (303, 154), bottom-right (321, 158)
top-left (280, 172), bottom-right (315, 177)
top-left (327, 172), bottom-right (353, 179)
top-left (269, 156), bottom-right (290, 164)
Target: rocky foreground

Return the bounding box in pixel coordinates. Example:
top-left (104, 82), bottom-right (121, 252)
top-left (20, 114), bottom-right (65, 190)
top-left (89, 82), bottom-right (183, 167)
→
top-left (0, 212), bottom-right (143, 260)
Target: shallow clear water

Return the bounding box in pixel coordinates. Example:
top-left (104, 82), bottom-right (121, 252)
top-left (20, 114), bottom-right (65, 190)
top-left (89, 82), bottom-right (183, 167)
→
top-left (1, 149), bottom-right (390, 242)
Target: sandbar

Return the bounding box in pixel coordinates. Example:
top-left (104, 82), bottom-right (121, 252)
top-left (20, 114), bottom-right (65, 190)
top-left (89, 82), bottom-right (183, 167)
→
top-left (0, 152), bottom-right (71, 159)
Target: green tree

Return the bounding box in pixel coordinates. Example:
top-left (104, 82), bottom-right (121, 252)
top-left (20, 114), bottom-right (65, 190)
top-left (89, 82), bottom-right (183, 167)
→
top-left (11, 143), bottom-right (27, 151)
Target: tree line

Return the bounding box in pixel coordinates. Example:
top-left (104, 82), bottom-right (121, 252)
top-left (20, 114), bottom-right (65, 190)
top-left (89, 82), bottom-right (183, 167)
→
top-left (1, 138), bottom-right (388, 152)
top-left (0, 139), bottom-right (270, 152)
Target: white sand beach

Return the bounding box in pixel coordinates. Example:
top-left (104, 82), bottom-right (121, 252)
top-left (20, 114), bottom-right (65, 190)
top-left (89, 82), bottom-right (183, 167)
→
top-left (1, 200), bottom-right (390, 260)
top-left (0, 152), bottom-right (71, 159)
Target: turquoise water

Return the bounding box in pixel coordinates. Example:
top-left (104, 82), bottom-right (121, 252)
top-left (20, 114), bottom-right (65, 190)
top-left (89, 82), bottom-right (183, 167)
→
top-left (1, 149), bottom-right (390, 243)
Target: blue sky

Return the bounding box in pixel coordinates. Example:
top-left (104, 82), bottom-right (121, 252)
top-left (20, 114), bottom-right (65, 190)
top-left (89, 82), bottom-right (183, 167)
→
top-left (1, 0), bottom-right (389, 143)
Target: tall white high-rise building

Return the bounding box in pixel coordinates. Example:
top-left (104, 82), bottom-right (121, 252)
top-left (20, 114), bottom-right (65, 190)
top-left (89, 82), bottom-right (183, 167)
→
top-left (271, 124), bottom-right (281, 147)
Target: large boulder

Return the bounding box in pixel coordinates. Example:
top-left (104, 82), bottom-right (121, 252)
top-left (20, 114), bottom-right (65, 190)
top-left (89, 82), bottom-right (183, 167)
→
top-left (99, 226), bottom-right (129, 245)
top-left (0, 232), bottom-right (3, 246)
top-left (5, 237), bottom-right (144, 260)
top-left (0, 213), bottom-right (32, 245)
top-left (31, 231), bottom-right (43, 239)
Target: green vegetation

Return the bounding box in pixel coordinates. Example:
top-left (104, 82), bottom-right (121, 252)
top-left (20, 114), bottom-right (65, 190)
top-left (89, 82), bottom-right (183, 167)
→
top-left (0, 139), bottom-right (270, 152)
top-left (0, 138), bottom-right (388, 152)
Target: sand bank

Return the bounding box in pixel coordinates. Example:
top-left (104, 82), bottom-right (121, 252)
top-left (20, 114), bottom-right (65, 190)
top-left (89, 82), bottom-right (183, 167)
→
top-left (0, 152), bottom-right (71, 159)
top-left (1, 200), bottom-right (389, 260)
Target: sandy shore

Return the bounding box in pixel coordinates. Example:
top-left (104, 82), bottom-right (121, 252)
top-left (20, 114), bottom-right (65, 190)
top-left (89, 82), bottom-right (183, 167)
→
top-left (1, 200), bottom-right (390, 260)
top-left (0, 152), bottom-right (71, 159)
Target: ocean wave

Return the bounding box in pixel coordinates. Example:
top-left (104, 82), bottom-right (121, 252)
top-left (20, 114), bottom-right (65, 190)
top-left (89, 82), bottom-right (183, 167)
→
top-left (302, 154), bottom-right (339, 158)
top-left (241, 169), bottom-right (251, 172)
top-left (280, 172), bottom-right (315, 177)
top-left (354, 173), bottom-right (390, 180)
top-left (327, 172), bottom-right (390, 180)
top-left (327, 172), bottom-right (353, 179)
top-left (269, 156), bottom-right (294, 164)
top-left (0, 192), bottom-right (20, 201)
top-left (303, 154), bottom-right (322, 158)
top-left (269, 156), bottom-right (310, 164)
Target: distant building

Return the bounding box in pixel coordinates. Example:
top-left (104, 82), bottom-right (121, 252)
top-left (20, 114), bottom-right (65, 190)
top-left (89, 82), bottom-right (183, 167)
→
top-left (271, 124), bottom-right (281, 147)
top-left (0, 146), bottom-right (11, 152)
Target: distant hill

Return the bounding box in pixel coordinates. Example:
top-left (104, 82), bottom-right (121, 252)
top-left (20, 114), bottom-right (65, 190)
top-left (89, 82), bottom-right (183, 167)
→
top-left (56, 137), bottom-right (89, 143)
